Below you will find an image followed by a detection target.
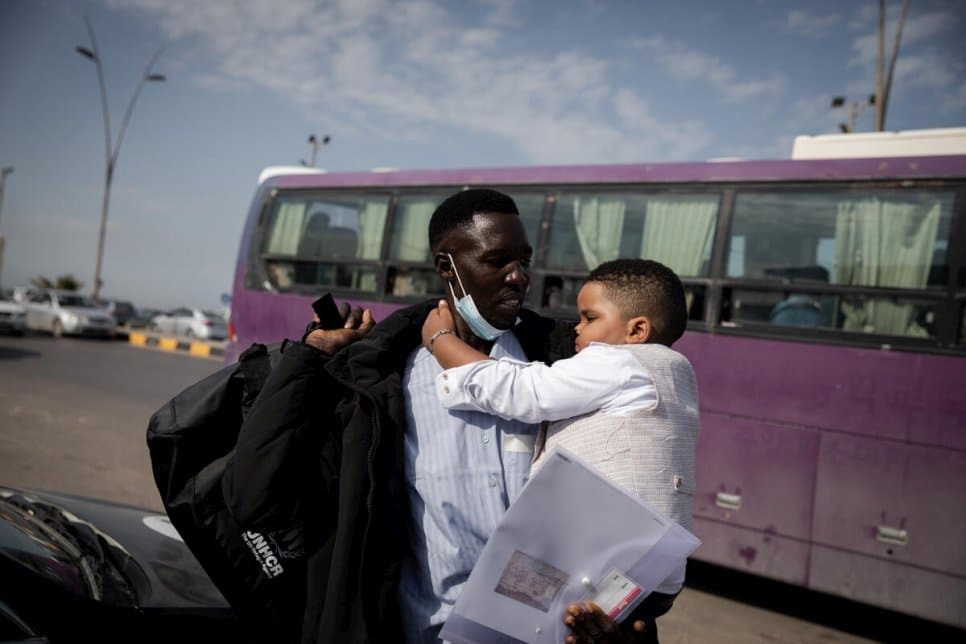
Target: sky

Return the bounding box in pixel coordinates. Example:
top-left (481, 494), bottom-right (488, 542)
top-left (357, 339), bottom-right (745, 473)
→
top-left (0, 0), bottom-right (964, 311)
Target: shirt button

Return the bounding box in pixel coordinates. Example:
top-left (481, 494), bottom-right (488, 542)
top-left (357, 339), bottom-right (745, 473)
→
top-left (443, 386), bottom-right (450, 394)
top-left (442, 373), bottom-right (448, 380)
top-left (488, 474), bottom-right (498, 487)
top-left (482, 434), bottom-right (489, 444)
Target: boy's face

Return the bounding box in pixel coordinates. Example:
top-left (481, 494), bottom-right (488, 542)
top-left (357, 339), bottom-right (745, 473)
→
top-left (574, 281), bottom-right (637, 352)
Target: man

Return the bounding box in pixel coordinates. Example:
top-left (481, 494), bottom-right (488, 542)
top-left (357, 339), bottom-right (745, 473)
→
top-left (223, 189), bottom-right (663, 643)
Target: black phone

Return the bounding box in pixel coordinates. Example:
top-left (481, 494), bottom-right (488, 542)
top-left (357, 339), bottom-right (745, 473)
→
top-left (311, 294), bottom-right (345, 330)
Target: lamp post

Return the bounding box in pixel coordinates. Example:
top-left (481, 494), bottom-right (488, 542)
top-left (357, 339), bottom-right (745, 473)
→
top-left (0, 166), bottom-right (13, 288)
top-left (830, 95), bottom-right (875, 133)
top-left (76, 16), bottom-right (165, 300)
top-left (301, 134), bottom-right (331, 167)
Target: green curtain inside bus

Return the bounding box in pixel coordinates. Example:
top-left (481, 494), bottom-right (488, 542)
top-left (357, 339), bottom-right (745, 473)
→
top-left (265, 201), bottom-right (306, 255)
top-left (833, 198), bottom-right (941, 336)
top-left (388, 198), bottom-right (438, 295)
top-left (640, 197), bottom-right (717, 276)
top-left (392, 200), bottom-right (436, 262)
top-left (355, 200), bottom-right (389, 290)
top-left (573, 198), bottom-right (626, 269)
top-left (568, 194), bottom-right (717, 275)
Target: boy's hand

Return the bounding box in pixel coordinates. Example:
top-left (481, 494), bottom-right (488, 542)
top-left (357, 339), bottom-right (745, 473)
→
top-left (422, 299), bottom-right (455, 349)
top-left (563, 602), bottom-right (649, 644)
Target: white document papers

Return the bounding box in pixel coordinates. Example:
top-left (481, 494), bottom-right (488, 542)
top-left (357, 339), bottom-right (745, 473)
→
top-left (440, 448), bottom-right (701, 644)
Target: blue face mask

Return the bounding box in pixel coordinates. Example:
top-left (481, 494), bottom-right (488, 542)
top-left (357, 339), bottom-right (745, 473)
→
top-left (446, 253), bottom-right (513, 341)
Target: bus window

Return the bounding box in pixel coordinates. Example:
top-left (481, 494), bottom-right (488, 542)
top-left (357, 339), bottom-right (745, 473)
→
top-left (726, 189), bottom-right (955, 339)
top-left (262, 192), bottom-right (389, 293)
top-left (546, 191), bottom-right (718, 277)
top-left (387, 191), bottom-right (545, 263)
top-left (727, 190), bottom-right (954, 289)
top-left (385, 190), bottom-right (546, 298)
top-left (504, 191), bottom-right (545, 253)
top-left (727, 288), bottom-right (940, 339)
top-left (386, 193), bottom-right (451, 297)
top-left (540, 273), bottom-right (707, 322)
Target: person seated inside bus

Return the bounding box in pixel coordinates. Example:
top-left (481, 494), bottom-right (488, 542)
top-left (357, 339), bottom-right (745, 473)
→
top-left (763, 266), bottom-right (829, 328)
top-left (769, 293), bottom-right (823, 327)
top-left (421, 258), bottom-right (699, 640)
top-left (295, 211), bottom-right (359, 286)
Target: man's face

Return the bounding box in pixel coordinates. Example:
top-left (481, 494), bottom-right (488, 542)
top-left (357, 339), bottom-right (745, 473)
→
top-left (441, 212), bottom-right (532, 329)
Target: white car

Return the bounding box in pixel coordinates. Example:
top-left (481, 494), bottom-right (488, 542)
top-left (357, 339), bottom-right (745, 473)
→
top-left (150, 308), bottom-right (227, 341)
top-left (0, 294), bottom-right (26, 335)
top-left (22, 290), bottom-right (116, 338)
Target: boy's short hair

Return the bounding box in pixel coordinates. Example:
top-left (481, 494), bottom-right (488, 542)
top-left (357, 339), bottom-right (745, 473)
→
top-left (587, 259), bottom-right (688, 346)
top-left (428, 188), bottom-right (519, 251)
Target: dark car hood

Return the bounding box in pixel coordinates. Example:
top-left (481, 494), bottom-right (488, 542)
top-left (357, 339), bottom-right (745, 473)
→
top-left (0, 487), bottom-right (228, 611)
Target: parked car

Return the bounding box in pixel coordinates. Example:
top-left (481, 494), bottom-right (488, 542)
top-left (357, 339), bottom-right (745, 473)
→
top-left (128, 306), bottom-right (163, 329)
top-left (0, 293), bottom-right (26, 335)
top-left (0, 486), bottom-right (242, 641)
top-left (150, 308), bottom-right (227, 341)
top-left (22, 290), bottom-right (117, 338)
top-left (11, 285), bottom-right (38, 303)
top-left (94, 298), bottom-right (137, 327)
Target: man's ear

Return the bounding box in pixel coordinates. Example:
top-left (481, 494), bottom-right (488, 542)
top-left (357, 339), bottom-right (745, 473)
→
top-left (434, 252), bottom-right (453, 280)
top-left (626, 316), bottom-right (651, 344)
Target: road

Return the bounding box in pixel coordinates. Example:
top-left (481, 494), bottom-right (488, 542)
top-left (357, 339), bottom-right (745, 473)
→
top-left (0, 334), bottom-right (955, 643)
top-left (0, 334), bottom-right (218, 510)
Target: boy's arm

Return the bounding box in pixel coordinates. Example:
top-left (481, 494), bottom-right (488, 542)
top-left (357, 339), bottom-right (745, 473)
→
top-left (421, 299), bottom-right (491, 368)
top-left (440, 345), bottom-right (646, 424)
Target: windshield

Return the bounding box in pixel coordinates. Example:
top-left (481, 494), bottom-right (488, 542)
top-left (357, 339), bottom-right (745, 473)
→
top-left (58, 294), bottom-right (94, 308)
top-left (0, 493), bottom-right (137, 606)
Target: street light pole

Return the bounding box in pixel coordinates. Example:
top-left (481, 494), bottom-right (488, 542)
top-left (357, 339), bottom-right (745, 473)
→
top-left (830, 95), bottom-right (875, 133)
top-left (0, 166), bottom-right (13, 288)
top-left (77, 16), bottom-right (165, 300)
top-left (305, 134), bottom-right (331, 167)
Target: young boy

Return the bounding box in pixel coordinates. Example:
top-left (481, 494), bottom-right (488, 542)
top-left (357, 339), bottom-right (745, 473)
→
top-left (421, 258), bottom-right (699, 621)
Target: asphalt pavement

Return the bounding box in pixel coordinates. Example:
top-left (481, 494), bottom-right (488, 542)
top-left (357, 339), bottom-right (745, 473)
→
top-left (0, 333), bottom-right (957, 643)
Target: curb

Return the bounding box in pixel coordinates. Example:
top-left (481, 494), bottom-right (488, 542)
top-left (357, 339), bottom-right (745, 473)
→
top-left (128, 332), bottom-right (225, 359)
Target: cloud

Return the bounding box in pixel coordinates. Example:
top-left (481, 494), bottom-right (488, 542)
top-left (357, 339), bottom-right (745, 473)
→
top-left (945, 84), bottom-right (966, 112)
top-left (105, 0), bottom-right (716, 163)
top-left (786, 9), bottom-right (840, 37)
top-left (630, 35), bottom-right (785, 104)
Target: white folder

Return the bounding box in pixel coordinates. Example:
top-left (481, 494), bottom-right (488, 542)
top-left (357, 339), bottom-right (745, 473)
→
top-left (440, 447), bottom-right (701, 644)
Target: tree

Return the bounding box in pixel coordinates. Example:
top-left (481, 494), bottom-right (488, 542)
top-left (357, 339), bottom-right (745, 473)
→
top-left (30, 274), bottom-right (84, 291)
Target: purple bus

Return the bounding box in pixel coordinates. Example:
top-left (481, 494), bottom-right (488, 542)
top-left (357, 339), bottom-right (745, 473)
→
top-left (227, 154), bottom-right (966, 628)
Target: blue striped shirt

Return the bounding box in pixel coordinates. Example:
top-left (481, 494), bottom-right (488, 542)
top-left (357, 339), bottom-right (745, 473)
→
top-left (398, 333), bottom-right (536, 643)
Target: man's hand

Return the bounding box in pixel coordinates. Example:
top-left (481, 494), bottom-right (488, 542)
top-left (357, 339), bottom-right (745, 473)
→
top-left (305, 302), bottom-right (375, 355)
top-left (421, 299), bottom-right (456, 349)
top-left (563, 602), bottom-right (649, 644)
